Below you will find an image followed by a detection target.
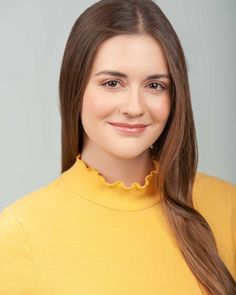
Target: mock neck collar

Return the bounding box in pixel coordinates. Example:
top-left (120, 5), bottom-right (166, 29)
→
top-left (60, 154), bottom-right (161, 211)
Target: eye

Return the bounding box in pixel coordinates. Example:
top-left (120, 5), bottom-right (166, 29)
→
top-left (101, 79), bottom-right (121, 88)
top-left (148, 82), bottom-right (166, 91)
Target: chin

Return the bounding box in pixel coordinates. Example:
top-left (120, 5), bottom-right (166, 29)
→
top-left (106, 148), bottom-right (149, 160)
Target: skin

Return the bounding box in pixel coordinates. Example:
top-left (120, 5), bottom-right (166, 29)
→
top-left (80, 34), bottom-right (171, 187)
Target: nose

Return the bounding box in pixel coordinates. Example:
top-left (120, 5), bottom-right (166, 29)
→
top-left (119, 87), bottom-right (145, 117)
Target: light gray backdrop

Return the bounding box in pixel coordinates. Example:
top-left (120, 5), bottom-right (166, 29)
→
top-left (0, 0), bottom-right (235, 210)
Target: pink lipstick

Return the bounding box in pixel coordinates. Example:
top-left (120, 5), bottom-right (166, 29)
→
top-left (108, 122), bottom-right (149, 135)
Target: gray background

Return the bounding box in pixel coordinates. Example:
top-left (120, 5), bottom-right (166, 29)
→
top-left (0, 0), bottom-right (235, 210)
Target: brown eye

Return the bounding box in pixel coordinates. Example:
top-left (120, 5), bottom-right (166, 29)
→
top-left (102, 80), bottom-right (120, 88)
top-left (148, 82), bottom-right (165, 90)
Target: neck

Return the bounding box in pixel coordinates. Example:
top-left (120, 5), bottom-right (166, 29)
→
top-left (80, 147), bottom-right (155, 188)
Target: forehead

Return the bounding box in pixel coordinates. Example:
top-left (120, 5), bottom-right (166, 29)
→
top-left (90, 34), bottom-right (169, 75)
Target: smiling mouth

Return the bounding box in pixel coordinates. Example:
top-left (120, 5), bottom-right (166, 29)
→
top-left (108, 122), bottom-right (149, 128)
top-left (108, 122), bottom-right (148, 135)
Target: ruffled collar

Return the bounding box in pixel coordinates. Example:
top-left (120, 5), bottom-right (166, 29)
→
top-left (60, 154), bottom-right (161, 211)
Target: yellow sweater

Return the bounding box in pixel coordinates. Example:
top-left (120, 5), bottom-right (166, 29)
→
top-left (0, 154), bottom-right (235, 295)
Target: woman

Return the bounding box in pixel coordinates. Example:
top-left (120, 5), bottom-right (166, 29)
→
top-left (0, 0), bottom-right (235, 294)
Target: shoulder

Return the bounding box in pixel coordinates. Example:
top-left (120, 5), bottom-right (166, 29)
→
top-left (194, 171), bottom-right (236, 193)
top-left (0, 178), bottom-right (65, 293)
top-left (192, 172), bottom-right (236, 279)
top-left (193, 171), bottom-right (236, 210)
top-left (0, 176), bottom-right (64, 224)
top-left (192, 171), bottom-right (236, 223)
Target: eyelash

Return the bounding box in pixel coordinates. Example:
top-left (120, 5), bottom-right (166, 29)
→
top-left (101, 79), bottom-right (166, 91)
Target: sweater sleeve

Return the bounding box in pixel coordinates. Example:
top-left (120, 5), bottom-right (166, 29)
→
top-left (0, 206), bottom-right (35, 295)
top-left (193, 173), bottom-right (236, 282)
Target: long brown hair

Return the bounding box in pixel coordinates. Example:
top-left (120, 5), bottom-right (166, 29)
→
top-left (59, 0), bottom-right (236, 294)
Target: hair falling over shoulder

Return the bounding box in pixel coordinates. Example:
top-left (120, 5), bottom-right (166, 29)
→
top-left (58, 0), bottom-right (236, 294)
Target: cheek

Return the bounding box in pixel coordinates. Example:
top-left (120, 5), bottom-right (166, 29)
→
top-left (81, 86), bottom-right (115, 119)
top-left (148, 95), bottom-right (171, 122)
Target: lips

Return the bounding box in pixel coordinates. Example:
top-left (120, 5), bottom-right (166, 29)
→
top-left (108, 122), bottom-right (148, 128)
top-left (108, 121), bottom-right (149, 135)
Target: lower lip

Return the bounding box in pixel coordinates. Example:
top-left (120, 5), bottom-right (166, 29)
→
top-left (109, 124), bottom-right (147, 135)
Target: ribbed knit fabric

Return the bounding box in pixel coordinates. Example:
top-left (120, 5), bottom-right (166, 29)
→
top-left (0, 154), bottom-right (235, 295)
top-left (62, 154), bottom-right (160, 211)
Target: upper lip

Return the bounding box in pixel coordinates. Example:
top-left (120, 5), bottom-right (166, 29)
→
top-left (108, 122), bottom-right (149, 128)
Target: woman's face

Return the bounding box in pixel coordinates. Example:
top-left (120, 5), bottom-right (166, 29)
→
top-left (81, 34), bottom-right (171, 160)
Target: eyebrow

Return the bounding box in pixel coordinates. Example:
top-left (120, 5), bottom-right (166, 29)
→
top-left (94, 70), bottom-right (171, 80)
